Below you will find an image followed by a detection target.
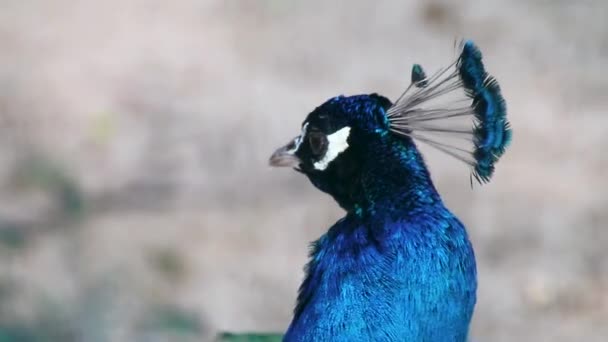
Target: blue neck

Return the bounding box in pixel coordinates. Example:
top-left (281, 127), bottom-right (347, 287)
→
top-left (307, 133), bottom-right (441, 215)
top-left (354, 135), bottom-right (441, 215)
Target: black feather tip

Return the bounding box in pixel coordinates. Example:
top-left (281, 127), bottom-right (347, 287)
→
top-left (411, 64), bottom-right (428, 88)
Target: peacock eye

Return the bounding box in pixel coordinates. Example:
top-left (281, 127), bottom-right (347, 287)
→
top-left (308, 131), bottom-right (327, 156)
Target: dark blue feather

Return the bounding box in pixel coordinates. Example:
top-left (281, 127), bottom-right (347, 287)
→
top-left (458, 40), bottom-right (512, 183)
top-left (411, 63), bottom-right (428, 88)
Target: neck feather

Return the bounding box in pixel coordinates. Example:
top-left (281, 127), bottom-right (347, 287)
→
top-left (316, 134), bottom-right (441, 214)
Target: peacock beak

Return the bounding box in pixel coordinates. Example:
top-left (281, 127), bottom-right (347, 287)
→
top-left (269, 137), bottom-right (302, 167)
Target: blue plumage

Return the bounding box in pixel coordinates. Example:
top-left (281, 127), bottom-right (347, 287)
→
top-left (284, 126), bottom-right (477, 341)
top-left (267, 40), bottom-right (510, 341)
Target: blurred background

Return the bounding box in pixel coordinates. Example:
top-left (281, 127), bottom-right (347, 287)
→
top-left (0, 0), bottom-right (607, 341)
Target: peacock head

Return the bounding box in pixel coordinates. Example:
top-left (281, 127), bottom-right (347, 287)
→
top-left (269, 94), bottom-right (401, 207)
top-left (269, 94), bottom-right (392, 171)
top-left (270, 40), bottom-right (512, 209)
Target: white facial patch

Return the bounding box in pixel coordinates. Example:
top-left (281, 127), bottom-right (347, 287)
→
top-left (313, 126), bottom-right (351, 171)
top-left (286, 122), bottom-right (309, 154)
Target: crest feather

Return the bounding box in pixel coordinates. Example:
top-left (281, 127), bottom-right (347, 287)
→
top-left (388, 40), bottom-right (511, 184)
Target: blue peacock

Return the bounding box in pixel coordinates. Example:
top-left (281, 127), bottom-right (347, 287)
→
top-left (219, 40), bottom-right (511, 342)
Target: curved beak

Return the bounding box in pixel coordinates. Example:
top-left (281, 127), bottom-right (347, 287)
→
top-left (269, 137), bottom-right (301, 168)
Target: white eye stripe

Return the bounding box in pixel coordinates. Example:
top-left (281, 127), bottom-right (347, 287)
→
top-left (286, 122), bottom-right (309, 154)
top-left (313, 126), bottom-right (351, 171)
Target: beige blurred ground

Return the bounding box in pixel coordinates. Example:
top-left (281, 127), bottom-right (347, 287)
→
top-left (0, 0), bottom-right (607, 341)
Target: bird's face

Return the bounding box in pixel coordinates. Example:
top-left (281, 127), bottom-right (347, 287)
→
top-left (269, 94), bottom-right (391, 172)
top-left (269, 95), bottom-right (393, 207)
top-left (268, 112), bottom-right (351, 173)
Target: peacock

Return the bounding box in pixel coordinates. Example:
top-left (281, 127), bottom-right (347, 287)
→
top-left (219, 40), bottom-right (511, 342)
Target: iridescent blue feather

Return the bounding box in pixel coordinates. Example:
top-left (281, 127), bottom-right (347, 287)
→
top-left (458, 40), bottom-right (512, 182)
